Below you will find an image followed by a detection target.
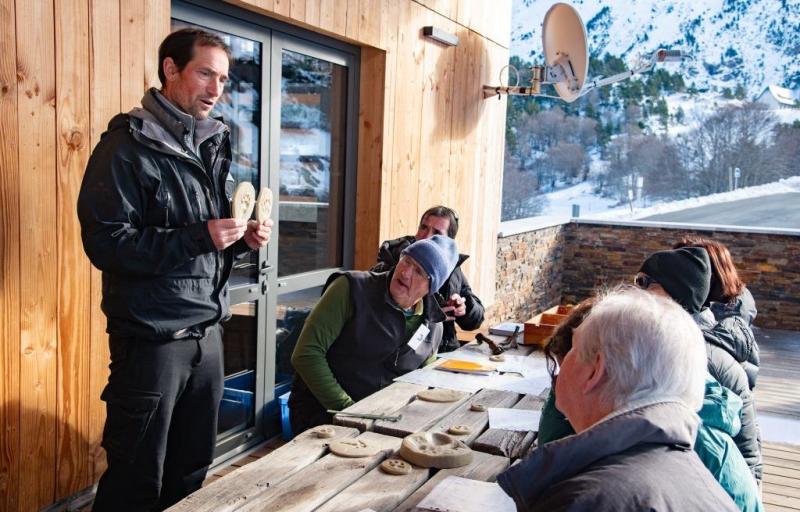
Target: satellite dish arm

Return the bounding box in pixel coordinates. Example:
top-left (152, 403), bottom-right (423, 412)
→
top-left (579, 49), bottom-right (689, 98)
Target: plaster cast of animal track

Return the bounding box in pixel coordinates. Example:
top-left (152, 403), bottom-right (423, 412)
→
top-left (380, 458), bottom-right (412, 475)
top-left (232, 182), bottom-right (256, 221)
top-left (398, 432), bottom-right (473, 469)
top-left (329, 438), bottom-right (379, 458)
top-left (416, 388), bottom-right (466, 403)
top-left (255, 187), bottom-right (273, 223)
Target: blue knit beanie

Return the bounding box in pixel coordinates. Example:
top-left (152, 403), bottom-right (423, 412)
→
top-left (401, 235), bottom-right (459, 293)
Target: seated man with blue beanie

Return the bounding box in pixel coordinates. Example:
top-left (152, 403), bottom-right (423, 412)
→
top-left (289, 235), bottom-right (460, 433)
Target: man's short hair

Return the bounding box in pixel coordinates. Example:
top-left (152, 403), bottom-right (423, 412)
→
top-left (419, 206), bottom-right (459, 238)
top-left (158, 28), bottom-right (232, 86)
top-left (576, 286), bottom-right (707, 412)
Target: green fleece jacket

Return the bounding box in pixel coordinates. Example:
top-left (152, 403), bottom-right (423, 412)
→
top-left (538, 377), bottom-right (762, 512)
top-left (291, 276), bottom-right (436, 411)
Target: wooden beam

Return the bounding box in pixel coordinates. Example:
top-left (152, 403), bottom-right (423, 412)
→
top-left (55, 0), bottom-right (92, 497)
top-left (0, 0), bottom-right (20, 508)
top-left (87, 0), bottom-right (121, 482)
top-left (17, 0), bottom-right (58, 508)
top-left (120, 0), bottom-right (145, 111)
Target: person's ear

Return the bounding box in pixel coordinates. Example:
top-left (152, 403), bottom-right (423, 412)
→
top-left (583, 350), bottom-right (606, 395)
top-left (163, 57), bottom-right (179, 83)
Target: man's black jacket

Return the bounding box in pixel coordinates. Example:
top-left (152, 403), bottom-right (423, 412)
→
top-left (78, 91), bottom-right (248, 340)
top-left (371, 235), bottom-right (484, 351)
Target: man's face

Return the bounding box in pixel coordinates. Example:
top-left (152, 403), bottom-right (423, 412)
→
top-left (415, 215), bottom-right (450, 240)
top-left (554, 324), bottom-right (598, 431)
top-left (162, 45), bottom-right (229, 119)
top-left (389, 255), bottom-right (430, 308)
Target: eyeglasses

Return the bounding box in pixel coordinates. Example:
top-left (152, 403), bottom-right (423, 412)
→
top-left (634, 274), bottom-right (657, 289)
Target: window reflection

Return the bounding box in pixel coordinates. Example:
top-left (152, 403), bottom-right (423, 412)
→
top-left (219, 301), bottom-right (258, 437)
top-left (278, 50), bottom-right (347, 277)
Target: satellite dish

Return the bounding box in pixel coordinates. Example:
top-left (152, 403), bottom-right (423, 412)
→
top-left (541, 3), bottom-right (588, 102)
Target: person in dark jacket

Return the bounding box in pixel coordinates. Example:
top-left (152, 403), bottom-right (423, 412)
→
top-left (371, 206), bottom-right (484, 352)
top-left (498, 287), bottom-right (738, 511)
top-left (675, 237), bottom-right (760, 389)
top-left (637, 247), bottom-right (762, 482)
top-left (77, 29), bottom-right (271, 511)
top-left (537, 297), bottom-right (762, 511)
top-left (290, 235), bottom-right (459, 434)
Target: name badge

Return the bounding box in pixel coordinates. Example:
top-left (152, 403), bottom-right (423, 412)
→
top-left (407, 324), bottom-right (430, 351)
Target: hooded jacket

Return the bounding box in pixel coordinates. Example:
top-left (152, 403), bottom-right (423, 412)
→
top-left (372, 235), bottom-right (484, 351)
top-left (536, 378), bottom-right (762, 511)
top-left (696, 309), bottom-right (763, 481)
top-left (499, 401), bottom-right (738, 512)
top-left (707, 287), bottom-right (760, 389)
top-left (78, 88), bottom-right (248, 340)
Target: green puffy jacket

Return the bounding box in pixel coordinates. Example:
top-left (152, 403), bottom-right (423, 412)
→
top-left (537, 376), bottom-right (762, 512)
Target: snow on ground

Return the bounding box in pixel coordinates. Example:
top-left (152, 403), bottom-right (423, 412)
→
top-left (583, 176), bottom-right (800, 220)
top-left (540, 181), bottom-right (618, 217)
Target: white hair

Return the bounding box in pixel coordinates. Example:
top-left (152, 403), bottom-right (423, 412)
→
top-left (576, 286), bottom-right (707, 412)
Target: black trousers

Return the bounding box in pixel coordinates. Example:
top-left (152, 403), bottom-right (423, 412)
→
top-left (93, 325), bottom-right (224, 511)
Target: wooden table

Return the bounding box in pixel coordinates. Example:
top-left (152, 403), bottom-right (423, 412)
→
top-left (170, 342), bottom-right (547, 511)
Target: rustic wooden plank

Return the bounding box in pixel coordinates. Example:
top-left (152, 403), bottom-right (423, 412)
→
top-left (236, 431), bottom-right (402, 512)
top-left (765, 482), bottom-right (800, 499)
top-left (144, 0), bottom-right (170, 91)
top-left (377, 0), bottom-right (399, 242)
top-left (387, 0), bottom-right (426, 238)
top-left (334, 382), bottom-right (425, 432)
top-left (415, 6), bottom-right (456, 216)
top-left (392, 451), bottom-right (511, 512)
top-left (763, 492), bottom-right (800, 511)
top-left (413, 0), bottom-right (454, 20)
top-left (273, 0), bottom-right (291, 17)
top-left (315, 456), bottom-right (431, 512)
top-left (766, 464), bottom-right (800, 480)
top-left (120, 0), bottom-right (146, 111)
top-left (0, 0), bottom-right (20, 508)
top-left (765, 473), bottom-right (800, 489)
top-left (290, 0), bottom-right (306, 22)
top-left (353, 45), bottom-right (387, 270)
top-left (763, 453), bottom-right (800, 471)
top-left (345, 0), bottom-right (359, 41)
top-left (169, 425), bottom-right (360, 512)
top-left (17, 0), bottom-right (58, 508)
top-left (357, 0), bottom-right (381, 49)
top-left (373, 388), bottom-right (472, 438)
top-left (55, 0), bottom-right (92, 497)
top-left (304, 0), bottom-right (320, 27)
top-left (88, 0), bottom-right (120, 482)
top-left (767, 443), bottom-right (800, 456)
top-left (472, 394), bottom-right (545, 458)
top-left (427, 388), bottom-right (521, 445)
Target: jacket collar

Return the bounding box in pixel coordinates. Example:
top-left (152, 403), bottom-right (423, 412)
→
top-left (498, 400), bottom-right (699, 509)
top-left (130, 88), bottom-right (228, 159)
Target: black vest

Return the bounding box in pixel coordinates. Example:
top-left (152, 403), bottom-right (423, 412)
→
top-left (290, 270), bottom-right (444, 431)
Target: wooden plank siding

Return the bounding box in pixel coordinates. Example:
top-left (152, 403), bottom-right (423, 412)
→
top-left (0, 0), bottom-right (21, 509)
top-left (87, 0), bottom-right (120, 483)
top-left (55, 0), bottom-right (92, 497)
top-left (3, 0), bottom-right (511, 508)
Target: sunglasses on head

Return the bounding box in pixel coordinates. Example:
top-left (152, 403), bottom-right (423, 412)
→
top-left (634, 274), bottom-right (657, 289)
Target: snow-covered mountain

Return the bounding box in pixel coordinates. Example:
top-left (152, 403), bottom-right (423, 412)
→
top-left (512, 0), bottom-right (800, 96)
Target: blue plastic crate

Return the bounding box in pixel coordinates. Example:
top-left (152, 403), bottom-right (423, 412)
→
top-left (279, 391), bottom-right (292, 441)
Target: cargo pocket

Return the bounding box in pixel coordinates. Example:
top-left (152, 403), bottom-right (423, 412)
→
top-left (100, 386), bottom-right (162, 464)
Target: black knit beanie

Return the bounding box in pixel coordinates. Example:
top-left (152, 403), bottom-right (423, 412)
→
top-left (639, 247), bottom-right (711, 314)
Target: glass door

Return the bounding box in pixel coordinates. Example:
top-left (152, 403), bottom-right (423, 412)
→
top-left (269, 34), bottom-right (357, 406)
top-left (171, 7), bottom-right (276, 460)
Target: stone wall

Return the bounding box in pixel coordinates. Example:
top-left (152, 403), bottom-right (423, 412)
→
top-left (488, 224), bottom-right (567, 324)
top-left (490, 220), bottom-right (800, 331)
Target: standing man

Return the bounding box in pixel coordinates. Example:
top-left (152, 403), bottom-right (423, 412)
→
top-left (77, 28), bottom-right (271, 510)
top-left (372, 206), bottom-right (484, 352)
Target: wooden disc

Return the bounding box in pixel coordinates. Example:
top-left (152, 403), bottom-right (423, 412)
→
top-left (329, 438), bottom-right (379, 458)
top-left (416, 388), bottom-right (466, 403)
top-left (469, 403), bottom-right (487, 412)
top-left (489, 354), bottom-right (505, 362)
top-left (256, 187), bottom-right (273, 223)
top-left (380, 458), bottom-right (412, 475)
top-left (232, 182), bottom-right (256, 220)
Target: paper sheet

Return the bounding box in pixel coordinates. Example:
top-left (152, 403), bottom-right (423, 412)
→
top-left (394, 365), bottom-right (515, 393)
top-left (490, 374), bottom-right (552, 396)
top-left (488, 407), bottom-right (542, 431)
top-left (417, 476), bottom-right (516, 512)
top-left (437, 351), bottom-right (550, 378)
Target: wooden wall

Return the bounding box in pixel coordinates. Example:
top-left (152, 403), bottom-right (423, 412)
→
top-left (0, 0), bottom-right (510, 508)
